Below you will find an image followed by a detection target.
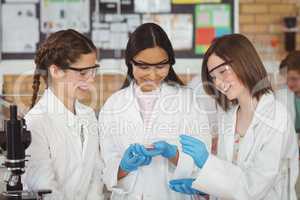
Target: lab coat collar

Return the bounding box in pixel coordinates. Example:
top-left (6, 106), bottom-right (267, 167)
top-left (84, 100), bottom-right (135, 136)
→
top-left (231, 93), bottom-right (276, 130)
top-left (130, 81), bottom-right (163, 130)
top-left (129, 81), bottom-right (176, 96)
top-left (38, 88), bottom-right (87, 132)
top-left (225, 93), bottom-right (276, 163)
top-left (126, 80), bottom-right (185, 103)
top-left (129, 81), bottom-right (181, 112)
top-left (251, 93), bottom-right (277, 128)
top-left (124, 81), bottom-right (180, 141)
top-left (133, 81), bottom-right (161, 96)
top-left (238, 93), bottom-right (277, 163)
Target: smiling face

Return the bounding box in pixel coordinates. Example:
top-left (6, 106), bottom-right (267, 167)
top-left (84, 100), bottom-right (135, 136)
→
top-left (132, 46), bottom-right (170, 92)
top-left (50, 52), bottom-right (97, 101)
top-left (207, 53), bottom-right (248, 101)
top-left (68, 52), bottom-right (98, 98)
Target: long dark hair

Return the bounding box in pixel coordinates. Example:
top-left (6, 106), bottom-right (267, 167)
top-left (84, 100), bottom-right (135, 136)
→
top-left (31, 29), bottom-right (96, 108)
top-left (122, 23), bottom-right (184, 88)
top-left (201, 34), bottom-right (273, 111)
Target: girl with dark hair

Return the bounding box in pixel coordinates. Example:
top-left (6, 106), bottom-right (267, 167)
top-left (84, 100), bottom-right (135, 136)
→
top-left (99, 23), bottom-right (211, 199)
top-left (24, 29), bottom-right (104, 200)
top-left (169, 34), bottom-right (299, 200)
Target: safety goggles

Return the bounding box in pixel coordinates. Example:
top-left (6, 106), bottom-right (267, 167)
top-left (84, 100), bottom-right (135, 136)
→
top-left (67, 64), bottom-right (100, 78)
top-left (208, 61), bottom-right (233, 81)
top-left (132, 59), bottom-right (170, 70)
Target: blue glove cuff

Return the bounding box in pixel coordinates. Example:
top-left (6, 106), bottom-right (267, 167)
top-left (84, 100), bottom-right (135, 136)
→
top-left (120, 159), bottom-right (134, 173)
top-left (163, 144), bottom-right (177, 159)
top-left (198, 150), bottom-right (209, 168)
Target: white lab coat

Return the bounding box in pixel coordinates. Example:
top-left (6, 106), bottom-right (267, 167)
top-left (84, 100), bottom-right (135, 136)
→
top-left (24, 89), bottom-right (104, 200)
top-left (275, 86), bottom-right (296, 124)
top-left (192, 94), bottom-right (299, 200)
top-left (99, 82), bottom-right (211, 200)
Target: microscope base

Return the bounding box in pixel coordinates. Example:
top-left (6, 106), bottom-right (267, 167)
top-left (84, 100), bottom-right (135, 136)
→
top-left (0, 190), bottom-right (51, 200)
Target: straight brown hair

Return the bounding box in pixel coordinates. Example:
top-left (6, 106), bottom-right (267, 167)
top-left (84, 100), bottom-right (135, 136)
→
top-left (201, 34), bottom-right (273, 111)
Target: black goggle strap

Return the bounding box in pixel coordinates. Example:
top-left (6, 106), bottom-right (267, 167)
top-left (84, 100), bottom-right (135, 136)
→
top-left (208, 60), bottom-right (233, 75)
top-left (68, 64), bottom-right (100, 72)
top-left (131, 59), bottom-right (170, 67)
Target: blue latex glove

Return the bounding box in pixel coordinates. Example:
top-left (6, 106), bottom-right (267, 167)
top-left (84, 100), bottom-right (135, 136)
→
top-left (120, 144), bottom-right (152, 173)
top-left (179, 135), bottom-right (208, 168)
top-left (169, 179), bottom-right (206, 195)
top-left (152, 141), bottom-right (177, 159)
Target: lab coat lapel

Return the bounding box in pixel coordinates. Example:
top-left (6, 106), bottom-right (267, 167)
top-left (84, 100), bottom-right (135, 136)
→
top-left (127, 83), bottom-right (145, 143)
top-left (238, 94), bottom-right (274, 163)
top-left (39, 89), bottom-right (83, 158)
top-left (40, 89), bottom-right (78, 133)
top-left (237, 124), bottom-right (257, 163)
top-left (75, 102), bottom-right (95, 155)
top-left (144, 83), bottom-right (166, 132)
top-left (223, 106), bottom-right (238, 162)
top-left (141, 83), bottom-right (171, 144)
top-left (289, 91), bottom-right (295, 124)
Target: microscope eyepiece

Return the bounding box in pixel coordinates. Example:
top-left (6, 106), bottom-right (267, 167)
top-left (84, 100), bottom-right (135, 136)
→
top-left (10, 105), bottom-right (17, 121)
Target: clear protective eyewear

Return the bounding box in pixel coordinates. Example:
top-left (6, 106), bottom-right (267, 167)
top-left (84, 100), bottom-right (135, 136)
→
top-left (208, 61), bottom-right (233, 82)
top-left (67, 64), bottom-right (100, 78)
top-left (132, 59), bottom-right (170, 70)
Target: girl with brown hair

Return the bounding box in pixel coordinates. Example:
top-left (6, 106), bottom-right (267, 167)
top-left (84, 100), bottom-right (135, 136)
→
top-left (169, 34), bottom-right (299, 200)
top-left (24, 29), bottom-right (104, 200)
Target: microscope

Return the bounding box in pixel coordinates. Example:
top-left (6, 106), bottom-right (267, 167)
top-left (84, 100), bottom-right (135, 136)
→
top-left (0, 105), bottom-right (51, 200)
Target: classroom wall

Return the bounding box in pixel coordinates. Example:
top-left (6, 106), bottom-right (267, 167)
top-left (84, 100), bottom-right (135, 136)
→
top-left (0, 59), bottom-right (200, 114)
top-left (239, 0), bottom-right (300, 61)
top-left (1, 0), bottom-right (300, 113)
top-left (1, 73), bottom-right (195, 115)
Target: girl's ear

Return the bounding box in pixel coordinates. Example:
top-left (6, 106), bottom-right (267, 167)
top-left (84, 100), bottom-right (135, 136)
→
top-left (49, 64), bottom-right (64, 80)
